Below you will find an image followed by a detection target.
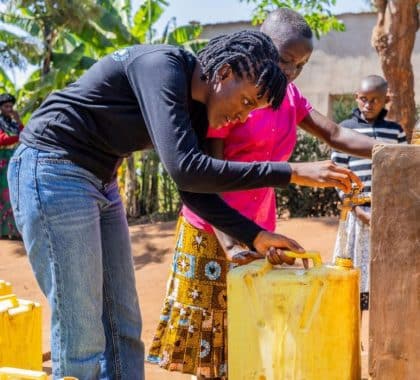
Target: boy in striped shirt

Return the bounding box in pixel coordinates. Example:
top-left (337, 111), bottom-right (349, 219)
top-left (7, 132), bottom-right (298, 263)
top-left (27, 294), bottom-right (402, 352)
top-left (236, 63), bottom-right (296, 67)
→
top-left (331, 74), bottom-right (406, 335)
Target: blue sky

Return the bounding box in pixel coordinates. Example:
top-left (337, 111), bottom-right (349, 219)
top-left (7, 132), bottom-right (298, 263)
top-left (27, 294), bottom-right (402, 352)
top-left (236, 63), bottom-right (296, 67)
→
top-left (3, 0), bottom-right (371, 87)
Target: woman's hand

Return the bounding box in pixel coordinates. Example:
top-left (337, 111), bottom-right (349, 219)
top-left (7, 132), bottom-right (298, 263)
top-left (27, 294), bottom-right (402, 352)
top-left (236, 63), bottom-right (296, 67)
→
top-left (253, 230), bottom-right (308, 268)
top-left (289, 160), bottom-right (363, 194)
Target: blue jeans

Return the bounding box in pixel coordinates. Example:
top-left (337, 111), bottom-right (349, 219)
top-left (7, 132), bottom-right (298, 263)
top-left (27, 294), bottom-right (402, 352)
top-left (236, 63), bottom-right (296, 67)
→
top-left (8, 145), bottom-right (144, 380)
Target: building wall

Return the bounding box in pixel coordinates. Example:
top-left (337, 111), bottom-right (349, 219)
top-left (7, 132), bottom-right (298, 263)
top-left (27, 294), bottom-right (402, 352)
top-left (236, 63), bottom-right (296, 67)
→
top-left (201, 13), bottom-right (420, 117)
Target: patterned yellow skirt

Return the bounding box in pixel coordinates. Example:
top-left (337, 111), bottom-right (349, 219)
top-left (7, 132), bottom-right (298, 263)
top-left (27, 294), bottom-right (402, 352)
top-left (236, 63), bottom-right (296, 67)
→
top-left (147, 217), bottom-right (232, 379)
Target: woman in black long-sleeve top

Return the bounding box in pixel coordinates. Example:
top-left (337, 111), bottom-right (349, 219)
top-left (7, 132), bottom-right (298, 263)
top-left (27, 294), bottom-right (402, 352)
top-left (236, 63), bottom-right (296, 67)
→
top-left (8, 31), bottom-right (358, 379)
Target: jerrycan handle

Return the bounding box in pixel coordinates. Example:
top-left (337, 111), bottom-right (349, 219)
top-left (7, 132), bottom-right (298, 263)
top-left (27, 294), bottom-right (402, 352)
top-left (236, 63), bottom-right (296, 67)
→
top-left (284, 250), bottom-right (322, 267)
top-left (259, 250), bottom-right (322, 274)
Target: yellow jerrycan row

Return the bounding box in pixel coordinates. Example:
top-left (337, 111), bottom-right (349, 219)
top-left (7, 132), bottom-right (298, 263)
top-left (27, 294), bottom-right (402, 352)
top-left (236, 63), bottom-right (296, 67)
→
top-left (0, 295), bottom-right (42, 371)
top-left (227, 251), bottom-right (360, 380)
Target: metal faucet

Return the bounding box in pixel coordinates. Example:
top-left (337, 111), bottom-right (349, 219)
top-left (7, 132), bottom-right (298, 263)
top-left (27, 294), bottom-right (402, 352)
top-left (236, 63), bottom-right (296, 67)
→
top-left (334, 185), bottom-right (371, 266)
top-left (339, 185), bottom-right (371, 221)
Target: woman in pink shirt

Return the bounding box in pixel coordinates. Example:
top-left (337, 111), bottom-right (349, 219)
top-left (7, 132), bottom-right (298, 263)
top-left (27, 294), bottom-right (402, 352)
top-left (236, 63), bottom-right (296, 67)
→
top-left (148, 9), bottom-right (375, 379)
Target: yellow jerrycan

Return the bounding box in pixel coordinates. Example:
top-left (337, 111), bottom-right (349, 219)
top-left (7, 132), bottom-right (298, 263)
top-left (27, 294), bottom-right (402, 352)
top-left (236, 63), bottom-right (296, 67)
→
top-left (227, 251), bottom-right (360, 380)
top-left (0, 295), bottom-right (42, 371)
top-left (0, 281), bottom-right (12, 297)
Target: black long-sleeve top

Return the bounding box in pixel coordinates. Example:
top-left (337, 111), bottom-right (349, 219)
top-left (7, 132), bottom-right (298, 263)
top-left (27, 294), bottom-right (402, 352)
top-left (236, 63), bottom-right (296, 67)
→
top-left (20, 44), bottom-right (292, 247)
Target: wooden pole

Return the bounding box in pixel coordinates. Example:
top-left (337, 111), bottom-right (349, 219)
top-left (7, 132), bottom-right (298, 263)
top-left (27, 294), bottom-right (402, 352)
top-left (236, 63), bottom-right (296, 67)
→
top-left (369, 144), bottom-right (420, 379)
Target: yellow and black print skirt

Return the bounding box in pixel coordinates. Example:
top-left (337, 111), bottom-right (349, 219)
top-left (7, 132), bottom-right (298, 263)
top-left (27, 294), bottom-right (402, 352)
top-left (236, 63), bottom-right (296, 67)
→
top-left (147, 217), bottom-right (232, 379)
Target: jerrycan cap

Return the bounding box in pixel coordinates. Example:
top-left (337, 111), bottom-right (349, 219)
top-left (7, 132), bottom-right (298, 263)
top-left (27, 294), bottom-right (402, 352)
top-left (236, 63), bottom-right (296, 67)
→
top-left (334, 256), bottom-right (354, 268)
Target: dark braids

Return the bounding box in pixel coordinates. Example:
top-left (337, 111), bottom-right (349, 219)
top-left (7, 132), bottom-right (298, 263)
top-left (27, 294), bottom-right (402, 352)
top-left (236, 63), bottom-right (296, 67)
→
top-left (197, 30), bottom-right (288, 109)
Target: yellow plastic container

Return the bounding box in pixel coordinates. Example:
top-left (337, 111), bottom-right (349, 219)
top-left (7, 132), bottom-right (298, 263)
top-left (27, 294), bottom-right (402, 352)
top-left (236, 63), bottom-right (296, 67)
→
top-left (0, 295), bottom-right (42, 371)
top-left (0, 367), bottom-right (47, 380)
top-left (0, 282), bottom-right (12, 297)
top-left (227, 252), bottom-right (360, 380)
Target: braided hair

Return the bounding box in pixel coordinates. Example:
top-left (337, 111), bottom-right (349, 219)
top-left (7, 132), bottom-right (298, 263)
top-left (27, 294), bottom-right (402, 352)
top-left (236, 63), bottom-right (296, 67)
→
top-left (197, 30), bottom-right (287, 109)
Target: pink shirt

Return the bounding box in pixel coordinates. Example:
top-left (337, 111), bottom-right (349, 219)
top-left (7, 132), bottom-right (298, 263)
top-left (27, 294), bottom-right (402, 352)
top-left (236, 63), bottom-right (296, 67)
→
top-left (182, 83), bottom-right (312, 233)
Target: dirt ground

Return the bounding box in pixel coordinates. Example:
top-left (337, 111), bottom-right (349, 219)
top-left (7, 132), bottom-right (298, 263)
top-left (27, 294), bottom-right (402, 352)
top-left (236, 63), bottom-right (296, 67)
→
top-left (0, 217), bottom-right (369, 379)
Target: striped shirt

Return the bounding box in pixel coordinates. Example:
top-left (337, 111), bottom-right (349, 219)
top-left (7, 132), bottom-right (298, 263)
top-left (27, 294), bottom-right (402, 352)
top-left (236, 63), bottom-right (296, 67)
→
top-left (331, 108), bottom-right (407, 198)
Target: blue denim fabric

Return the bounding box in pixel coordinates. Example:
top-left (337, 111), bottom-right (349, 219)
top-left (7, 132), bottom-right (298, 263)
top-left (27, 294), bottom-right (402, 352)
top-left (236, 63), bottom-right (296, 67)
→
top-left (8, 144), bottom-right (144, 380)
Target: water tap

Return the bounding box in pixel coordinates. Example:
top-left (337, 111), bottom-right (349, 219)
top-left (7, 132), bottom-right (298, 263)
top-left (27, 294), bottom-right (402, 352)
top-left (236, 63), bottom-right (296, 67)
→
top-left (339, 185), bottom-right (371, 221)
top-left (334, 185), bottom-right (371, 266)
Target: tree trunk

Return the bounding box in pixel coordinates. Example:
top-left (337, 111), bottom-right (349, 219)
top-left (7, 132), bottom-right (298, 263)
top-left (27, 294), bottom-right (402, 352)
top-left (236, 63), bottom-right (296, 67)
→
top-left (125, 154), bottom-right (140, 218)
top-left (42, 22), bottom-right (54, 75)
top-left (371, 0), bottom-right (419, 140)
top-left (162, 170), bottom-right (168, 213)
top-left (139, 152), bottom-right (150, 215)
top-left (149, 153), bottom-right (159, 214)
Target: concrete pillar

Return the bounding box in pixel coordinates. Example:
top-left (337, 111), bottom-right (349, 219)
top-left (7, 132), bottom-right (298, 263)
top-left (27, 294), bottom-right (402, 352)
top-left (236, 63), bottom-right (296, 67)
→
top-left (369, 144), bottom-right (420, 379)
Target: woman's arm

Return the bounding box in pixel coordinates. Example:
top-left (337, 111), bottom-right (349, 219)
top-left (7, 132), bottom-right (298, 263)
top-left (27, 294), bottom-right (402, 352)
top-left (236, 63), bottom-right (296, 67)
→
top-left (207, 138), bottom-right (224, 160)
top-left (126, 50), bottom-right (357, 194)
top-left (300, 109), bottom-right (375, 159)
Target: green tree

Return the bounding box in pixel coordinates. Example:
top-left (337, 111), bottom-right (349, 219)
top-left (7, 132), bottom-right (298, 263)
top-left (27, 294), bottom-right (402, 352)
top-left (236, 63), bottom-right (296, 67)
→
top-left (239, 0), bottom-right (345, 37)
top-left (0, 0), bottom-right (133, 115)
top-left (0, 0), bottom-right (204, 219)
top-left (0, 64), bottom-right (17, 95)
